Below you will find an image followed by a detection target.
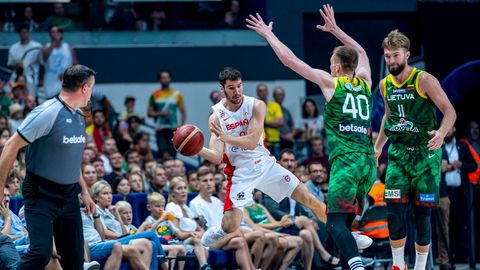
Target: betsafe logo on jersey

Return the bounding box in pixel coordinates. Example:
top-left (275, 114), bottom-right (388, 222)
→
top-left (63, 135), bottom-right (86, 144)
top-left (389, 118), bottom-right (419, 133)
top-left (338, 121), bottom-right (370, 136)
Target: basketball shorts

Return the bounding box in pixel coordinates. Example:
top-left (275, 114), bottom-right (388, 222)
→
top-left (328, 152), bottom-right (376, 213)
top-left (385, 144), bottom-right (441, 206)
top-left (224, 157), bottom-right (299, 211)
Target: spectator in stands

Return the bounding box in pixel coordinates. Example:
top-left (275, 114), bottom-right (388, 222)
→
top-left (273, 86), bottom-right (296, 150)
top-left (149, 164), bottom-right (169, 194)
top-left (166, 177), bottom-right (211, 270)
top-left (301, 137), bottom-right (330, 174)
top-left (8, 103), bottom-right (25, 134)
top-left (90, 180), bottom-right (154, 269)
top-left (42, 25), bottom-right (77, 99)
top-left (92, 109), bottom-right (112, 153)
top-left (209, 90), bottom-right (224, 105)
top-left (108, 3), bottom-right (137, 31)
top-left (119, 95), bottom-right (139, 121)
top-left (124, 149), bottom-right (141, 167)
top-left (148, 70), bottom-right (186, 159)
top-left (91, 156), bottom-right (107, 181)
top-left (460, 120), bottom-right (480, 182)
top-left (173, 159), bottom-right (186, 177)
top-left (213, 172), bottom-right (224, 191)
top-left (132, 132), bottom-right (155, 162)
top-left (243, 202), bottom-right (303, 270)
top-left (189, 168), bottom-right (223, 228)
top-left (143, 159), bottom-right (157, 181)
top-left (256, 83), bottom-right (283, 158)
top-left (145, 192), bottom-right (187, 270)
top-left (217, 180), bottom-right (227, 203)
top-left (128, 172), bottom-right (146, 193)
top-left (23, 95), bottom-right (36, 116)
top-left (44, 3), bottom-right (74, 31)
top-left (1, 128), bottom-right (10, 140)
top-left (18, 6), bottom-right (39, 32)
top-left (0, 232), bottom-right (20, 270)
top-left (99, 138), bottom-right (117, 174)
top-left (82, 163), bottom-right (99, 189)
top-left (82, 147), bottom-right (96, 164)
top-left (104, 151), bottom-right (126, 186)
top-left (298, 99), bottom-right (324, 141)
top-left (6, 172), bottom-right (21, 198)
top-left (147, 9), bottom-right (167, 31)
top-left (186, 170), bottom-right (199, 193)
top-left (113, 177), bottom-right (130, 197)
top-left (220, 0), bottom-right (243, 29)
top-left (7, 24), bottom-right (42, 97)
top-left (0, 80), bottom-right (12, 117)
top-left (305, 162), bottom-right (329, 203)
top-left (442, 126), bottom-right (477, 264)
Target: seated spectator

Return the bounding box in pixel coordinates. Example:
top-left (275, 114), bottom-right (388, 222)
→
top-left (213, 172), bottom-right (225, 192)
top-left (125, 149), bottom-right (141, 167)
top-left (108, 3), bottom-right (137, 31)
top-left (0, 233), bottom-right (20, 270)
top-left (104, 151), bottom-right (126, 186)
top-left (186, 170), bottom-right (199, 193)
top-left (8, 103), bottom-right (25, 134)
top-left (82, 163), bottom-right (99, 189)
top-left (119, 95), bottom-right (140, 121)
top-left (115, 201), bottom-right (169, 270)
top-left (91, 156), bottom-right (107, 181)
top-left (16, 6), bottom-right (39, 32)
top-left (7, 172), bottom-right (21, 198)
top-left (133, 132), bottom-right (155, 163)
top-left (1, 187), bottom-right (27, 240)
top-left (113, 177), bottom-right (131, 197)
top-left (100, 138), bottom-right (119, 174)
top-left (166, 177), bottom-right (211, 269)
top-left (298, 99), bottom-right (324, 141)
top-left (1, 128), bottom-right (11, 140)
top-left (82, 147), bottom-right (96, 165)
top-left (243, 202), bottom-right (303, 270)
top-left (89, 181), bottom-right (153, 269)
top-left (220, 0), bottom-right (243, 29)
top-left (149, 164), bottom-right (169, 194)
top-left (43, 3), bottom-right (74, 31)
top-left (128, 172), bottom-right (146, 193)
top-left (91, 109), bottom-right (112, 153)
top-left (301, 137), bottom-right (330, 174)
top-left (145, 192), bottom-right (187, 270)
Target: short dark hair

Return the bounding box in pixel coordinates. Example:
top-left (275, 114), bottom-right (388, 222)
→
top-left (219, 67), bottom-right (242, 86)
top-left (157, 70), bottom-right (171, 80)
top-left (62, 65), bottom-right (96, 92)
top-left (16, 23), bottom-right (29, 33)
top-left (279, 148), bottom-right (295, 160)
top-left (49, 24), bottom-right (63, 33)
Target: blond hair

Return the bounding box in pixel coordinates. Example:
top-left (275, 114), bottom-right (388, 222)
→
top-left (147, 192), bottom-right (166, 205)
top-left (382, 29), bottom-right (410, 51)
top-left (168, 176), bottom-right (187, 203)
top-left (115, 200), bottom-right (132, 211)
top-left (90, 180), bottom-right (111, 201)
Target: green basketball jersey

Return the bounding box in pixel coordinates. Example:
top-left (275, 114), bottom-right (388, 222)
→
top-left (324, 76), bottom-right (374, 163)
top-left (383, 68), bottom-right (437, 146)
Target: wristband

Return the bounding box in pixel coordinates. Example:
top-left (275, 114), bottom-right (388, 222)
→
top-left (93, 214), bottom-right (100, 219)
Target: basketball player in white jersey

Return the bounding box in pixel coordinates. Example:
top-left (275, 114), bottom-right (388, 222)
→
top-left (191, 67), bottom-right (326, 247)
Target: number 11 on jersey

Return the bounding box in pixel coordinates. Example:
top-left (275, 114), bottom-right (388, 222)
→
top-left (397, 104), bottom-right (405, 117)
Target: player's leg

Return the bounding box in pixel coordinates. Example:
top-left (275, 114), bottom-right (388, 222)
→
top-left (385, 145), bottom-right (412, 270)
top-left (325, 153), bottom-right (372, 270)
top-left (411, 147), bottom-right (442, 270)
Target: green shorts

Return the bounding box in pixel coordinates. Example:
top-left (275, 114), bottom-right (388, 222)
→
top-left (385, 144), bottom-right (441, 206)
top-left (328, 152), bottom-right (376, 213)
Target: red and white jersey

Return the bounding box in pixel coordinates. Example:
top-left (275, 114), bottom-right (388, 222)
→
top-left (212, 95), bottom-right (273, 167)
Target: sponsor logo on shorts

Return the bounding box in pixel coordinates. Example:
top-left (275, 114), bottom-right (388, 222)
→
top-left (419, 193), bottom-right (435, 202)
top-left (389, 118), bottom-right (419, 133)
top-left (236, 192), bottom-right (245, 200)
top-left (226, 119), bottom-right (249, 131)
top-left (63, 135), bottom-right (86, 144)
top-left (284, 175), bottom-right (290, 182)
top-left (385, 189), bottom-right (401, 199)
top-left (338, 121), bottom-right (370, 136)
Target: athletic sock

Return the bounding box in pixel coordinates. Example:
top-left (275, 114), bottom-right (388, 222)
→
top-left (413, 251), bottom-right (428, 270)
top-left (348, 256), bottom-right (365, 270)
top-left (392, 246), bottom-right (405, 269)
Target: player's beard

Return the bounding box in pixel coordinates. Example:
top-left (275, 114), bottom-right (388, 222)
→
top-left (387, 60), bottom-right (406, 76)
top-left (226, 91), bottom-right (243, 105)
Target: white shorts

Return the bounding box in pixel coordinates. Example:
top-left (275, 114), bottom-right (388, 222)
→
top-left (224, 157), bottom-right (300, 211)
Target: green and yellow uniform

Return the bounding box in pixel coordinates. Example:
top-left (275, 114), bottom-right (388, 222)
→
top-left (383, 68), bottom-right (441, 206)
top-left (324, 76), bottom-right (375, 213)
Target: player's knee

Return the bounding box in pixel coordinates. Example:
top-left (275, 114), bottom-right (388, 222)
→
top-left (221, 219), bottom-right (239, 233)
top-left (414, 206), bottom-right (432, 246)
top-left (387, 203), bottom-right (407, 240)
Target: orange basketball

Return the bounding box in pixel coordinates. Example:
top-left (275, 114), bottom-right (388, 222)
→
top-left (173, 124), bottom-right (204, 156)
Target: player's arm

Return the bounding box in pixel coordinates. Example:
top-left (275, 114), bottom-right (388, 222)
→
top-left (212, 100), bottom-right (266, 150)
top-left (420, 72), bottom-right (457, 150)
top-left (79, 169), bottom-right (95, 215)
top-left (374, 79), bottom-right (390, 160)
top-left (316, 4), bottom-right (371, 87)
top-left (198, 114), bottom-right (225, 165)
top-left (0, 133), bottom-right (28, 202)
top-left (246, 14), bottom-right (335, 102)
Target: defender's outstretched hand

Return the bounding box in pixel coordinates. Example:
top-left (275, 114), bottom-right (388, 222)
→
top-left (246, 13), bottom-right (273, 38)
top-left (316, 4), bottom-right (337, 33)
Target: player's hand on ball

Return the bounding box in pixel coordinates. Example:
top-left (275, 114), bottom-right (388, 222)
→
top-left (209, 120), bottom-right (227, 142)
top-left (427, 130), bottom-right (444, 150)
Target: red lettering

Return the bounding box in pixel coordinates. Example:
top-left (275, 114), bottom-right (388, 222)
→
top-left (226, 119), bottom-right (249, 131)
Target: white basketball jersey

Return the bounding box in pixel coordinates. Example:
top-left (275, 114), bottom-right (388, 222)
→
top-left (212, 95), bottom-right (272, 167)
